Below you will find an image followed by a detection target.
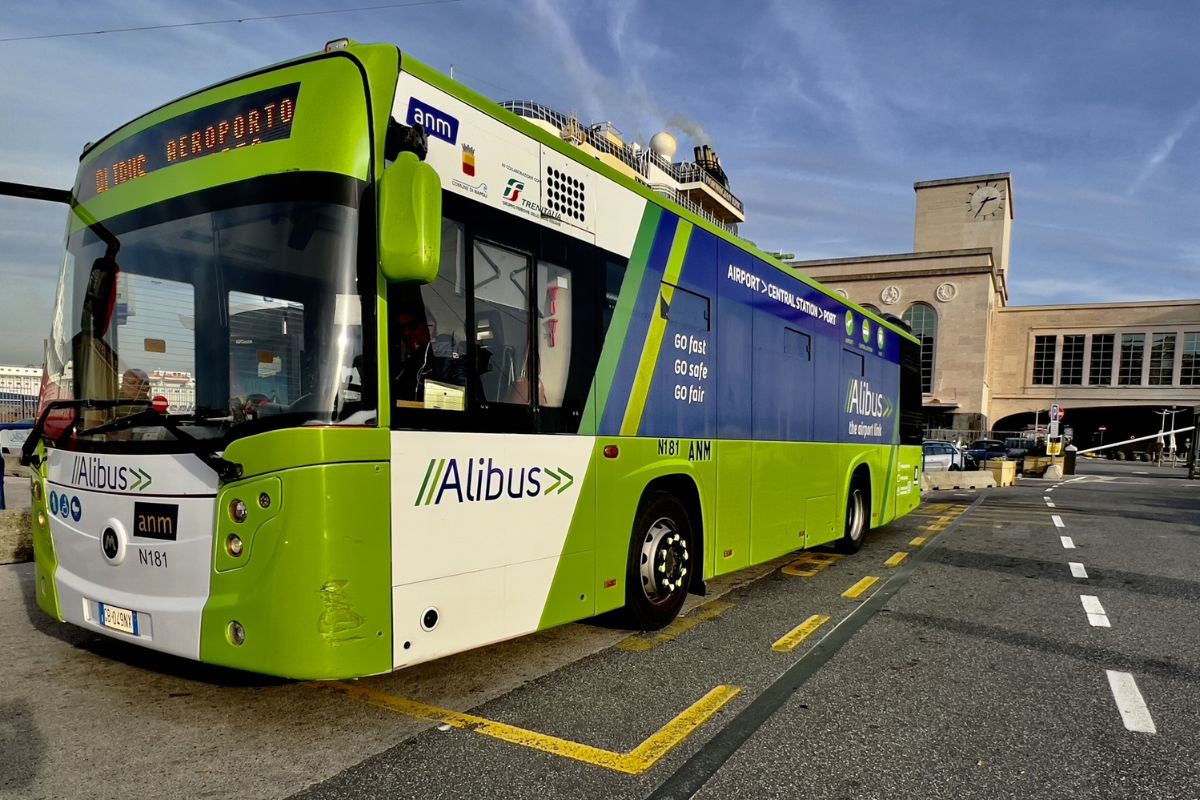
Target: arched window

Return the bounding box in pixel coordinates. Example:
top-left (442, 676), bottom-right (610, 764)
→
top-left (861, 303), bottom-right (881, 315)
top-left (902, 303), bottom-right (937, 393)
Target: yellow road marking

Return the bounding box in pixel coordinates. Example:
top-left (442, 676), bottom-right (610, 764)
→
top-left (324, 681), bottom-right (741, 775)
top-left (617, 600), bottom-right (734, 652)
top-left (842, 576), bottom-right (879, 599)
top-left (884, 552), bottom-right (908, 567)
top-left (909, 536), bottom-right (928, 547)
top-left (781, 552), bottom-right (843, 577)
top-left (771, 614), bottom-right (831, 652)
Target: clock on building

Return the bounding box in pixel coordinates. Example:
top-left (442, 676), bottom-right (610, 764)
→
top-left (966, 181), bottom-right (1006, 220)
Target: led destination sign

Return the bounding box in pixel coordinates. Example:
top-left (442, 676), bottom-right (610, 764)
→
top-left (78, 83), bottom-right (301, 202)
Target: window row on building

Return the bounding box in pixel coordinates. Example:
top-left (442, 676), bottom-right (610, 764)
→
top-left (1031, 331), bottom-right (1200, 387)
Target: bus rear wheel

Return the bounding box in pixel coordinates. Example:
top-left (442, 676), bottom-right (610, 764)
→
top-left (836, 479), bottom-right (869, 554)
top-left (625, 492), bottom-right (693, 630)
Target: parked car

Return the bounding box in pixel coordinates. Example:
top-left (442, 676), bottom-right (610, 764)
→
top-left (965, 438), bottom-right (1008, 467)
top-left (922, 441), bottom-right (975, 471)
top-left (1004, 437), bottom-right (1037, 458)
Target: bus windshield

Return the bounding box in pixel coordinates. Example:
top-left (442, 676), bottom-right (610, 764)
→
top-left (44, 176), bottom-right (371, 445)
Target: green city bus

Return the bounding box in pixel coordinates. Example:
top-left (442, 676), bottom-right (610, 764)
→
top-left (23, 39), bottom-right (923, 679)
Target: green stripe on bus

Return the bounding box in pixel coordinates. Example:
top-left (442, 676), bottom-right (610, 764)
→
top-left (424, 458), bottom-right (447, 505)
top-left (415, 458), bottom-right (436, 506)
top-left (620, 221), bottom-right (693, 436)
top-left (581, 202), bottom-right (660, 434)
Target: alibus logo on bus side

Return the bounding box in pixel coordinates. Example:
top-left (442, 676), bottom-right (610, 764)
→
top-left (846, 378), bottom-right (893, 419)
top-left (414, 457), bottom-right (574, 506)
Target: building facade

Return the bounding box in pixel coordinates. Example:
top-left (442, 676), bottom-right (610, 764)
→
top-left (793, 173), bottom-right (1199, 448)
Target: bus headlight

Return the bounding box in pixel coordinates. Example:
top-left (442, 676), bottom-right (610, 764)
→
top-left (229, 499), bottom-right (248, 523)
top-left (225, 534), bottom-right (244, 558)
top-left (31, 481), bottom-right (43, 502)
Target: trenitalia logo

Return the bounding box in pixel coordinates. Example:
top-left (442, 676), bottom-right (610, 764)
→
top-left (845, 379), bottom-right (894, 419)
top-left (70, 455), bottom-right (154, 491)
top-left (414, 457), bottom-right (574, 506)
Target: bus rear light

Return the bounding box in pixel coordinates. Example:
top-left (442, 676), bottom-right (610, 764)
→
top-left (225, 534), bottom-right (244, 558)
top-left (229, 499), bottom-right (248, 523)
top-left (31, 481), bottom-right (43, 502)
top-left (603, 445), bottom-right (619, 459)
top-left (37, 511), bottom-right (46, 527)
top-left (228, 621), bottom-right (246, 646)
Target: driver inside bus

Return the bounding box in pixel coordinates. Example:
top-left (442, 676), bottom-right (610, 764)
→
top-left (119, 368), bottom-right (150, 402)
top-left (394, 308), bottom-right (466, 403)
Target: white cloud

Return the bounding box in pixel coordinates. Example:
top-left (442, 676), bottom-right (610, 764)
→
top-left (1127, 97), bottom-right (1200, 195)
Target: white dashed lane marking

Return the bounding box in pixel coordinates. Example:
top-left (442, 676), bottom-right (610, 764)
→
top-left (1061, 536), bottom-right (1076, 549)
top-left (1106, 671), bottom-right (1157, 734)
top-left (1081, 595), bottom-right (1111, 627)
top-left (1052, 514), bottom-right (1065, 528)
top-left (1069, 562), bottom-right (1089, 579)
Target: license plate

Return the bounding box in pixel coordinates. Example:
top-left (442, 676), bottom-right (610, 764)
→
top-left (99, 602), bottom-right (139, 635)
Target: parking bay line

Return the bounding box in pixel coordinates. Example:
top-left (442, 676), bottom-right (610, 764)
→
top-left (1081, 595), bottom-right (1111, 627)
top-left (1106, 671), bottom-right (1156, 734)
top-left (772, 614), bottom-right (831, 652)
top-left (781, 552), bottom-right (843, 578)
top-left (324, 681), bottom-right (741, 775)
top-left (842, 576), bottom-right (880, 599)
top-left (618, 600), bottom-right (735, 652)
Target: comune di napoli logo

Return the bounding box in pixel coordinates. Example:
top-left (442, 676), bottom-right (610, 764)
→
top-left (415, 457), bottom-right (574, 506)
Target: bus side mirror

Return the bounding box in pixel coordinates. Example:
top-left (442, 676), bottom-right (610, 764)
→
top-left (82, 256), bottom-right (119, 337)
top-left (378, 151), bottom-right (442, 283)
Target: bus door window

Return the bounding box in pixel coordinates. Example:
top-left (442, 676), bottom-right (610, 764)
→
top-left (534, 260), bottom-right (571, 407)
top-left (392, 219), bottom-right (468, 411)
top-left (472, 239), bottom-right (532, 406)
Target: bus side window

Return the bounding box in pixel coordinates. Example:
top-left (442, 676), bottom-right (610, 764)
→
top-left (602, 258), bottom-right (626, 337)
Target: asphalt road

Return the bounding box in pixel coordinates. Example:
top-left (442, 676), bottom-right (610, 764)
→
top-left (2, 460), bottom-right (1197, 799)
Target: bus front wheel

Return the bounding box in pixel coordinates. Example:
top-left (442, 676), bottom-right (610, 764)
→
top-left (625, 492), bottom-right (693, 630)
top-left (836, 478), bottom-right (869, 554)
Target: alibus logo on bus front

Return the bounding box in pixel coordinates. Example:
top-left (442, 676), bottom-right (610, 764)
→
top-left (414, 457), bottom-right (575, 506)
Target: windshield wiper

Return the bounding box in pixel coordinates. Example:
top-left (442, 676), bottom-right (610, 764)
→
top-left (22, 399), bottom-right (150, 467)
top-left (22, 399), bottom-right (243, 483)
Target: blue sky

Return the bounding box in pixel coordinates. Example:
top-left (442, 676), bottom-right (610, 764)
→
top-left (1, 0), bottom-right (1198, 364)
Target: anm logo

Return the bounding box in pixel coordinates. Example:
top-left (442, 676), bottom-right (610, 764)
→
top-left (133, 501), bottom-right (178, 541)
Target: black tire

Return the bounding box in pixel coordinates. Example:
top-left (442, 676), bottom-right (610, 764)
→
top-left (835, 478), bottom-right (869, 554)
top-left (948, 463), bottom-right (961, 472)
top-left (624, 492), bottom-right (694, 630)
